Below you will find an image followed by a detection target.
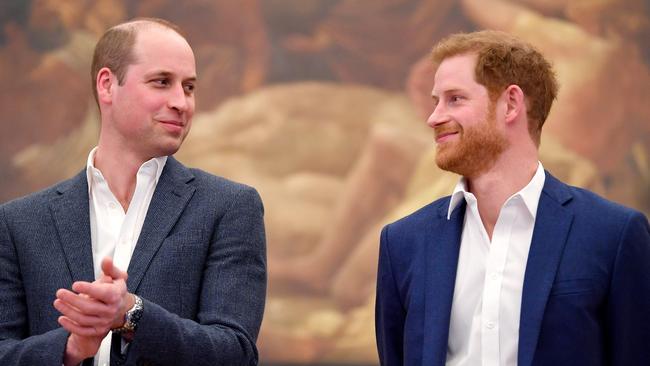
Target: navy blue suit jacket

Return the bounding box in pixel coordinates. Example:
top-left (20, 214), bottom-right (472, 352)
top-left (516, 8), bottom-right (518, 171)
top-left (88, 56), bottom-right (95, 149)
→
top-left (376, 172), bottom-right (650, 365)
top-left (0, 157), bottom-right (266, 365)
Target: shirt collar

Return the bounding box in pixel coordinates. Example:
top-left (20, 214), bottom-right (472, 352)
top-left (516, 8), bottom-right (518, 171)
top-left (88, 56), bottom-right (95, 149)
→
top-left (447, 178), bottom-right (469, 220)
top-left (516, 161), bottom-right (545, 219)
top-left (86, 147), bottom-right (168, 192)
top-left (446, 162), bottom-right (546, 219)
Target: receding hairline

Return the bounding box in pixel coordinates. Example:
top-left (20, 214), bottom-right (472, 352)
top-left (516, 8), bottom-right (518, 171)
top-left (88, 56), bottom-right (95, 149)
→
top-left (114, 19), bottom-right (194, 69)
top-left (90, 17), bottom-right (192, 106)
top-left (109, 18), bottom-right (187, 39)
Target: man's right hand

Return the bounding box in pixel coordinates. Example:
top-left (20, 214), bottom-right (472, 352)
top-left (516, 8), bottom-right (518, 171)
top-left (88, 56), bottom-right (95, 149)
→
top-left (55, 260), bottom-right (126, 365)
top-left (57, 273), bottom-right (114, 365)
top-left (62, 332), bottom-right (105, 366)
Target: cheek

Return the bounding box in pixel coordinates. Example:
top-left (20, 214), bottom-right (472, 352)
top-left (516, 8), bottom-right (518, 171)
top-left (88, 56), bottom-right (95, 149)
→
top-left (139, 93), bottom-right (168, 112)
top-left (187, 98), bottom-right (196, 116)
top-left (460, 110), bottom-right (488, 128)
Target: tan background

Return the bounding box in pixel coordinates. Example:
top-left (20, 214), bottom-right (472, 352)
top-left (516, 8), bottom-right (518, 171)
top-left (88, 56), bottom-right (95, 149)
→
top-left (1, 0), bottom-right (649, 364)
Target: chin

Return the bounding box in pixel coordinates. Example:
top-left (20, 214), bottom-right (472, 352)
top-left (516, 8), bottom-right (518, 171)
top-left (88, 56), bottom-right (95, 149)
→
top-left (162, 136), bottom-right (187, 154)
top-left (435, 149), bottom-right (469, 176)
top-left (153, 143), bottom-right (182, 158)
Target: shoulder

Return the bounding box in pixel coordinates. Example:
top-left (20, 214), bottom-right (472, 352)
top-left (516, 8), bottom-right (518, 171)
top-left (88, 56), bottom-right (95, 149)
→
top-left (166, 158), bottom-right (262, 211)
top-left (191, 168), bottom-right (262, 207)
top-left (565, 185), bottom-right (638, 216)
top-left (544, 172), bottom-right (647, 235)
top-left (384, 195), bottom-right (451, 234)
top-left (380, 195), bottom-right (452, 254)
top-left (190, 168), bottom-right (264, 211)
top-left (570, 186), bottom-right (647, 234)
top-left (1, 170), bottom-right (85, 218)
top-left (189, 167), bottom-right (256, 194)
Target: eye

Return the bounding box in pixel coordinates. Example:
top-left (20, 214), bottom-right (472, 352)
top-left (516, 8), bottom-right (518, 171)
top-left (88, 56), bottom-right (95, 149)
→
top-left (183, 83), bottom-right (195, 95)
top-left (449, 95), bottom-right (463, 104)
top-left (151, 78), bottom-right (170, 87)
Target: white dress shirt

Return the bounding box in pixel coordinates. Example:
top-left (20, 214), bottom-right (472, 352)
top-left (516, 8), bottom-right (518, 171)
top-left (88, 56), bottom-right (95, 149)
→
top-left (85, 147), bottom-right (167, 366)
top-left (446, 162), bottom-right (545, 366)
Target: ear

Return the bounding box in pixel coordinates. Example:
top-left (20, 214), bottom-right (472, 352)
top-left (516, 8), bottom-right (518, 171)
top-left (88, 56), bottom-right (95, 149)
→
top-left (503, 84), bottom-right (525, 125)
top-left (96, 67), bottom-right (115, 104)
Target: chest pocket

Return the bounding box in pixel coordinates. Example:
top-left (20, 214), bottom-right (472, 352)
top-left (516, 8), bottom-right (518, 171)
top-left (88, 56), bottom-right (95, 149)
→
top-left (549, 278), bottom-right (598, 297)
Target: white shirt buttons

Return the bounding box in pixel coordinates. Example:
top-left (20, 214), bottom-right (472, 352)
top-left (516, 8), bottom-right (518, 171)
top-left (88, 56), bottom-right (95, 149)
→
top-left (86, 147), bottom-right (167, 366)
top-left (446, 162), bottom-right (546, 366)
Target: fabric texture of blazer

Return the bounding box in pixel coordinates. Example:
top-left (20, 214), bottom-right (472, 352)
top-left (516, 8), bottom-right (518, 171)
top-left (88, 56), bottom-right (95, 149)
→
top-left (0, 157), bottom-right (267, 366)
top-left (376, 171), bottom-right (650, 366)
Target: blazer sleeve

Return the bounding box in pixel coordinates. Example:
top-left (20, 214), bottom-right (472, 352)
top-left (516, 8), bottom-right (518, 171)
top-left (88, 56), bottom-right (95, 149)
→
top-left (375, 224), bottom-right (405, 365)
top-left (0, 205), bottom-right (70, 365)
top-left (124, 185), bottom-right (267, 366)
top-left (606, 210), bottom-right (650, 365)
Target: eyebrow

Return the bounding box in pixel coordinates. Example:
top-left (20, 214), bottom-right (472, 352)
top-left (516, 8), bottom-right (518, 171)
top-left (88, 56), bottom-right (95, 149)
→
top-left (432, 88), bottom-right (465, 99)
top-left (145, 70), bottom-right (197, 83)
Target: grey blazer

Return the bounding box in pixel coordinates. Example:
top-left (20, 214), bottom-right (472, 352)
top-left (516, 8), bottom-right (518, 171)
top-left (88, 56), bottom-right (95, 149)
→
top-left (0, 157), bottom-right (267, 366)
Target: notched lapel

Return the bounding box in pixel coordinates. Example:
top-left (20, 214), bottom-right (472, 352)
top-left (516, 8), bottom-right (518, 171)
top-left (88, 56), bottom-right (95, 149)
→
top-left (422, 201), bottom-right (465, 366)
top-left (518, 174), bottom-right (574, 366)
top-left (127, 159), bottom-right (196, 293)
top-left (49, 171), bottom-right (95, 282)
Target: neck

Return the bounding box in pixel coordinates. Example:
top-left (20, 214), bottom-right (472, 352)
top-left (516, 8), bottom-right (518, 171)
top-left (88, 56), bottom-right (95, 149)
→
top-left (93, 142), bottom-right (151, 211)
top-left (466, 145), bottom-right (538, 238)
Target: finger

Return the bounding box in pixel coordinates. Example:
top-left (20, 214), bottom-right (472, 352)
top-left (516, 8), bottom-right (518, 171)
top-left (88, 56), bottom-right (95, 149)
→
top-left (56, 289), bottom-right (113, 318)
top-left (101, 257), bottom-right (128, 280)
top-left (98, 274), bottom-right (113, 284)
top-left (72, 280), bottom-right (125, 305)
top-left (58, 316), bottom-right (108, 338)
top-left (53, 299), bottom-right (112, 330)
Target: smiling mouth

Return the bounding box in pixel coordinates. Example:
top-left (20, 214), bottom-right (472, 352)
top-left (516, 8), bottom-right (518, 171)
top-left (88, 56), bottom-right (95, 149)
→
top-left (158, 120), bottom-right (184, 126)
top-left (157, 120), bottom-right (186, 135)
top-left (435, 131), bottom-right (458, 143)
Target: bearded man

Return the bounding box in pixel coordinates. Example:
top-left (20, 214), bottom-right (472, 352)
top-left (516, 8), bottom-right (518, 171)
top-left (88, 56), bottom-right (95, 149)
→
top-left (375, 30), bottom-right (650, 366)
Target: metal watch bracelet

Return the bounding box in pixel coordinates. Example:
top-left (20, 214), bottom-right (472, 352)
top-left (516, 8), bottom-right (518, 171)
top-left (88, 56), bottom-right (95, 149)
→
top-left (113, 295), bottom-right (143, 334)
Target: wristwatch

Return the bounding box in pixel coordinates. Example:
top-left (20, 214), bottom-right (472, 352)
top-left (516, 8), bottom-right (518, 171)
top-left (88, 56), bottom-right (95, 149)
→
top-left (114, 295), bottom-right (143, 333)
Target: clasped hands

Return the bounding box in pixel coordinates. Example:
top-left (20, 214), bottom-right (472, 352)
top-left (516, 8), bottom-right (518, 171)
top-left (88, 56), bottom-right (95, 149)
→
top-left (53, 257), bottom-right (135, 364)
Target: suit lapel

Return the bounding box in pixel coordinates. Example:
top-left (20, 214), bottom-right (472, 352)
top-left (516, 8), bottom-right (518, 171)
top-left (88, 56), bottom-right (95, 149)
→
top-left (126, 157), bottom-right (196, 293)
top-left (422, 200), bottom-right (465, 366)
top-left (518, 173), bottom-right (574, 366)
top-left (50, 171), bottom-right (95, 282)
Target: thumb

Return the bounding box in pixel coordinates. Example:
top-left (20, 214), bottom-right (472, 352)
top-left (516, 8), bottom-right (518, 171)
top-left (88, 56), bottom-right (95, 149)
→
top-left (101, 257), bottom-right (128, 280)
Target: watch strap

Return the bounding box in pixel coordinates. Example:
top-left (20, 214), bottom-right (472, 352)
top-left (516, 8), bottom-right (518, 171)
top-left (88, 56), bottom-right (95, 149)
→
top-left (113, 295), bottom-right (143, 334)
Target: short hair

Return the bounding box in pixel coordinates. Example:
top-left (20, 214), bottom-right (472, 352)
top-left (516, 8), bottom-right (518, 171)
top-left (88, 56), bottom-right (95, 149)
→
top-left (431, 30), bottom-right (558, 143)
top-left (90, 17), bottom-right (185, 103)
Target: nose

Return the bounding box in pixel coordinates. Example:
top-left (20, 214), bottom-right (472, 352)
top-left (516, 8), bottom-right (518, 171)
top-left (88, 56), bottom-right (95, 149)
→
top-left (167, 84), bottom-right (191, 113)
top-left (426, 103), bottom-right (449, 129)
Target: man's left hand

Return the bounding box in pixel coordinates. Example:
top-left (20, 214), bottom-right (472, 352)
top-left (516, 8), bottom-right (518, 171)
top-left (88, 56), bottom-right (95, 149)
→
top-left (54, 257), bottom-right (135, 336)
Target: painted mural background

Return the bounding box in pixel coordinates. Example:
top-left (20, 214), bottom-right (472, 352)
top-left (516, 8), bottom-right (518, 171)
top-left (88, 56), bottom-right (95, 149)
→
top-left (1, 0), bottom-right (649, 364)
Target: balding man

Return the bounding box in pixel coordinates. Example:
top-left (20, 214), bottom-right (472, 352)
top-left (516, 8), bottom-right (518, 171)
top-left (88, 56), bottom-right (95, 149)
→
top-left (0, 18), bottom-right (266, 366)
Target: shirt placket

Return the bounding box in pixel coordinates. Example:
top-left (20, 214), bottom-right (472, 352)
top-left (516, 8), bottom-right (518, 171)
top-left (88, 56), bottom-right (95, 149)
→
top-left (481, 202), bottom-right (516, 366)
top-left (113, 172), bottom-right (148, 272)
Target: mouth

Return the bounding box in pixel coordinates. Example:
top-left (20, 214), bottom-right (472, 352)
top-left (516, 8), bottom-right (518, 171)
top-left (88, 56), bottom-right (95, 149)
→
top-left (435, 131), bottom-right (459, 144)
top-left (157, 119), bottom-right (185, 134)
top-left (158, 119), bottom-right (185, 127)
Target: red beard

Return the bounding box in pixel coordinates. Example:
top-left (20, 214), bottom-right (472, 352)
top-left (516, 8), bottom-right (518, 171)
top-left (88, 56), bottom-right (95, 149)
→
top-left (434, 107), bottom-right (508, 178)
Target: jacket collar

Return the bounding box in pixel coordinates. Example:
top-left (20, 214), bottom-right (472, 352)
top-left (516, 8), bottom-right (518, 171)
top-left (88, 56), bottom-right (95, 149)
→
top-left (50, 157), bottom-right (196, 290)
